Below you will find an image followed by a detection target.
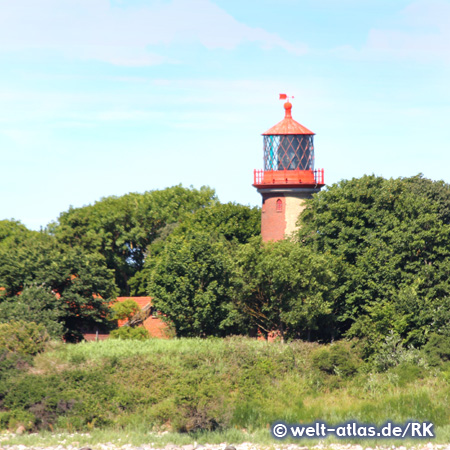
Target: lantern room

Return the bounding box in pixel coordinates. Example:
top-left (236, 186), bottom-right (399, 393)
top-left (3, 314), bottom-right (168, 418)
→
top-left (253, 99), bottom-right (324, 188)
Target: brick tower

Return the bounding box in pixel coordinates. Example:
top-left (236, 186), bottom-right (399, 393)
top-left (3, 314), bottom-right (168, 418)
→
top-left (253, 95), bottom-right (325, 241)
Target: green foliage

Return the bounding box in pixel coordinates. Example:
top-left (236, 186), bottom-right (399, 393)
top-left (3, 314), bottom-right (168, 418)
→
top-left (0, 321), bottom-right (49, 387)
top-left (0, 321), bottom-right (49, 356)
top-left (423, 333), bottom-right (450, 366)
top-left (52, 185), bottom-right (217, 295)
top-left (169, 202), bottom-right (260, 245)
top-left (311, 341), bottom-right (362, 377)
top-left (110, 326), bottom-right (149, 340)
top-left (233, 237), bottom-right (336, 340)
top-left (0, 232), bottom-right (118, 341)
top-left (147, 231), bottom-right (242, 337)
top-left (0, 409), bottom-right (36, 431)
top-left (370, 332), bottom-right (427, 372)
top-left (405, 174), bottom-right (450, 225)
top-left (131, 202), bottom-right (260, 296)
top-left (0, 286), bottom-right (64, 338)
top-left (390, 362), bottom-right (427, 387)
top-left (2, 338), bottom-right (450, 434)
top-left (298, 174), bottom-right (450, 348)
top-left (110, 299), bottom-right (140, 322)
top-left (0, 219), bottom-right (35, 250)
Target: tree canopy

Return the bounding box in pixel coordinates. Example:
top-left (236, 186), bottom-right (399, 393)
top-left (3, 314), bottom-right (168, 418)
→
top-left (51, 185), bottom-right (217, 295)
top-left (0, 231), bottom-right (118, 341)
top-left (232, 237), bottom-right (337, 341)
top-left (298, 174), bottom-right (450, 350)
top-left (147, 231), bottom-right (242, 337)
top-left (2, 176), bottom-right (450, 354)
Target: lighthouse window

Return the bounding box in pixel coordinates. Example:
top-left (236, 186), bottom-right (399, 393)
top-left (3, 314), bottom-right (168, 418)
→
top-left (276, 199), bottom-right (282, 212)
top-left (278, 136), bottom-right (313, 170)
top-left (263, 135), bottom-right (314, 171)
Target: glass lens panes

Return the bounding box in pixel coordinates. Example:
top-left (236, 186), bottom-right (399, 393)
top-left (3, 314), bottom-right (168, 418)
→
top-left (263, 135), bottom-right (314, 170)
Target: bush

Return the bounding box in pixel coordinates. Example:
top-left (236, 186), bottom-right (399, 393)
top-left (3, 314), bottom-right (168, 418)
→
top-left (0, 321), bottom-right (49, 356)
top-left (0, 409), bottom-right (35, 431)
top-left (111, 299), bottom-right (141, 322)
top-left (2, 337), bottom-right (450, 433)
top-left (424, 333), bottom-right (450, 366)
top-left (390, 362), bottom-right (427, 386)
top-left (372, 332), bottom-right (427, 372)
top-left (110, 326), bottom-right (150, 340)
top-left (312, 341), bottom-right (361, 377)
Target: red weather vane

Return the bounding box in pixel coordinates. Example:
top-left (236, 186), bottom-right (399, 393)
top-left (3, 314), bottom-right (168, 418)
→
top-left (279, 93), bottom-right (294, 101)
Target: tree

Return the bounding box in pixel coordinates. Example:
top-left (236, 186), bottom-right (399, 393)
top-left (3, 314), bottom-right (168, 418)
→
top-left (169, 202), bottom-right (261, 245)
top-left (298, 174), bottom-right (450, 347)
top-left (131, 202), bottom-right (261, 295)
top-left (0, 286), bottom-right (64, 338)
top-left (405, 174), bottom-right (450, 225)
top-left (0, 232), bottom-right (118, 341)
top-left (0, 220), bottom-right (34, 248)
top-left (147, 232), bottom-right (243, 337)
top-left (51, 185), bottom-right (217, 295)
top-left (232, 237), bottom-right (336, 341)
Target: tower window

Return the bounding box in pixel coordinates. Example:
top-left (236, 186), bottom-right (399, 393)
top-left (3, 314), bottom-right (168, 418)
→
top-left (276, 198), bottom-right (282, 212)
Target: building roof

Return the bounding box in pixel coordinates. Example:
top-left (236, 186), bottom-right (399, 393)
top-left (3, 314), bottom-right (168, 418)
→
top-left (262, 101), bottom-right (315, 136)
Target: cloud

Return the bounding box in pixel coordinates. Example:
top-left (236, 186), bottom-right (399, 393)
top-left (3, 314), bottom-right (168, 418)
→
top-left (332, 0), bottom-right (450, 64)
top-left (366, 0), bottom-right (450, 63)
top-left (0, 0), bottom-right (305, 66)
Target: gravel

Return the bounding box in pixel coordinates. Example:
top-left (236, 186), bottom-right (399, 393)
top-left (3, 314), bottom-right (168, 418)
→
top-left (1, 442), bottom-right (450, 450)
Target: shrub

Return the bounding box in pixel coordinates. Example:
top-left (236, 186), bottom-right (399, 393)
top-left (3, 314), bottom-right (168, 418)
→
top-left (424, 333), bottom-right (450, 366)
top-left (312, 341), bottom-right (361, 377)
top-left (372, 332), bottom-right (427, 372)
top-left (2, 337), bottom-right (450, 433)
top-left (0, 409), bottom-right (35, 431)
top-left (110, 326), bottom-right (150, 340)
top-left (0, 321), bottom-right (49, 356)
top-left (111, 299), bottom-right (141, 322)
top-left (391, 362), bottom-right (427, 386)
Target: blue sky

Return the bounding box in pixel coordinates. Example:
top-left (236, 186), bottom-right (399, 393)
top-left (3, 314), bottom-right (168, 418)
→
top-left (1, 0), bottom-right (449, 230)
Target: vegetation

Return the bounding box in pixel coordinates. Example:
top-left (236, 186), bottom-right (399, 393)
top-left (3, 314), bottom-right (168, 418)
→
top-left (1, 338), bottom-right (449, 437)
top-left (2, 176), bottom-right (450, 347)
top-left (110, 299), bottom-right (141, 322)
top-left (51, 185), bottom-right (217, 295)
top-left (232, 237), bottom-right (337, 340)
top-left (109, 326), bottom-right (150, 340)
top-left (298, 174), bottom-right (450, 352)
top-left (147, 231), bottom-right (240, 337)
top-left (1, 176), bottom-right (450, 440)
top-left (0, 232), bottom-right (118, 341)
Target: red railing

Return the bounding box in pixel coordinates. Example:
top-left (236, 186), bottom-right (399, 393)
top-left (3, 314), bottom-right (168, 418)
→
top-left (253, 168), bottom-right (324, 186)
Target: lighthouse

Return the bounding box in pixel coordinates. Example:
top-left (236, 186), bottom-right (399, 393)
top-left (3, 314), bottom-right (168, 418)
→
top-left (253, 95), bottom-right (325, 241)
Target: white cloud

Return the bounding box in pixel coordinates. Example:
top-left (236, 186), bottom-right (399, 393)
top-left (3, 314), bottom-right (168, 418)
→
top-left (366, 0), bottom-right (450, 63)
top-left (332, 0), bottom-right (450, 64)
top-left (0, 0), bottom-right (305, 66)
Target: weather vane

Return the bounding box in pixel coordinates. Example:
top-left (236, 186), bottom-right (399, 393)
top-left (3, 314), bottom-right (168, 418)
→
top-left (279, 93), bottom-right (294, 101)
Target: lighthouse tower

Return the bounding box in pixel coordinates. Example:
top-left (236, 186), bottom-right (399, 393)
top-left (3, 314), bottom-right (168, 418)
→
top-left (253, 95), bottom-right (325, 241)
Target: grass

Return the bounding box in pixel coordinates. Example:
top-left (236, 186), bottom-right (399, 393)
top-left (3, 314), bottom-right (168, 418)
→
top-left (1, 337), bottom-right (450, 445)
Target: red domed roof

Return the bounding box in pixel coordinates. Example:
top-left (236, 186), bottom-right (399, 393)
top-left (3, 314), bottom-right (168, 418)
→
top-left (262, 101), bottom-right (314, 135)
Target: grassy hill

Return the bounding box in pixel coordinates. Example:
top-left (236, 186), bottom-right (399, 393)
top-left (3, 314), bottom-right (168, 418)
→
top-left (1, 336), bottom-right (450, 445)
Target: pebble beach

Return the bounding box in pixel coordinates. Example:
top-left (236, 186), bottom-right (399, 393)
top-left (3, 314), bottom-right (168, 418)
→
top-left (1, 442), bottom-right (450, 450)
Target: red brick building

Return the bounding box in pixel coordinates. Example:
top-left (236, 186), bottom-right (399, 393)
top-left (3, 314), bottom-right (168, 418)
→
top-left (83, 296), bottom-right (170, 341)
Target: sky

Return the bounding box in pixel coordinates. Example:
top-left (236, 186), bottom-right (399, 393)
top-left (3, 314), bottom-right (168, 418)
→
top-left (1, 0), bottom-right (449, 230)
